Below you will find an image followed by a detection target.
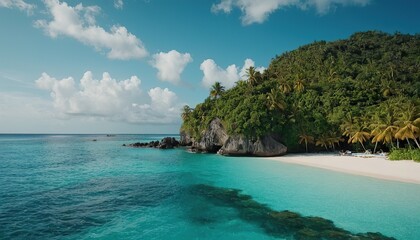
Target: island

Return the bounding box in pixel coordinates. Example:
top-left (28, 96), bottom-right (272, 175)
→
top-left (180, 31), bottom-right (420, 160)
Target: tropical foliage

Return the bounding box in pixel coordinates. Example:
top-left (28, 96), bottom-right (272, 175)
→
top-left (181, 31), bottom-right (420, 153)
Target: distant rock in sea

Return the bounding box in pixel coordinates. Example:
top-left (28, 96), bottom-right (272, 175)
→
top-left (124, 137), bottom-right (180, 149)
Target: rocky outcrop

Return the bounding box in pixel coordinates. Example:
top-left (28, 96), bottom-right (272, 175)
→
top-left (180, 130), bottom-right (193, 146)
top-left (192, 118), bottom-right (229, 153)
top-left (218, 135), bottom-right (287, 157)
top-left (124, 137), bottom-right (179, 149)
top-left (181, 118), bottom-right (287, 157)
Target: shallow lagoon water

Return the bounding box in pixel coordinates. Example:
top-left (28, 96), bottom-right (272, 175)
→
top-left (0, 134), bottom-right (419, 239)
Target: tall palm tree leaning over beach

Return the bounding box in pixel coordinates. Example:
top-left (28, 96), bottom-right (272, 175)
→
top-left (394, 104), bottom-right (420, 149)
top-left (210, 82), bottom-right (225, 99)
top-left (348, 129), bottom-right (371, 151)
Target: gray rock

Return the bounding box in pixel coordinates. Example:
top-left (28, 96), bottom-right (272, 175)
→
top-left (193, 118), bottom-right (229, 153)
top-left (218, 135), bottom-right (287, 157)
top-left (182, 118), bottom-right (287, 156)
top-left (180, 130), bottom-right (193, 146)
top-left (159, 137), bottom-right (179, 149)
top-left (125, 137), bottom-right (179, 149)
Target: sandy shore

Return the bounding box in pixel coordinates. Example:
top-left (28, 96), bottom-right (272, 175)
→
top-left (265, 153), bottom-right (420, 184)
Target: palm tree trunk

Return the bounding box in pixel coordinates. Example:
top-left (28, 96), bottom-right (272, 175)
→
top-left (360, 141), bottom-right (367, 151)
top-left (305, 141), bottom-right (308, 153)
top-left (373, 142), bottom-right (378, 154)
top-left (397, 139), bottom-right (400, 148)
top-left (406, 138), bottom-right (412, 149)
top-left (414, 138), bottom-right (420, 149)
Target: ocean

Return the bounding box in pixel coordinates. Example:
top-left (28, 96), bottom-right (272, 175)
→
top-left (1, 134), bottom-right (419, 239)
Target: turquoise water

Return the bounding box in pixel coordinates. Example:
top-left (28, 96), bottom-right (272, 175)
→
top-left (1, 134), bottom-right (419, 239)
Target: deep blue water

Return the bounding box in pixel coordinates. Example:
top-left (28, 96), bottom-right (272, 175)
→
top-left (1, 134), bottom-right (420, 239)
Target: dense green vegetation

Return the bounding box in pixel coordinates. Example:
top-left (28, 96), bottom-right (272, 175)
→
top-left (388, 149), bottom-right (420, 162)
top-left (182, 31), bottom-right (420, 153)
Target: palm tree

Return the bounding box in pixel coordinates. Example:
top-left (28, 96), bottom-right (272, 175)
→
top-left (370, 120), bottom-right (384, 153)
top-left (327, 69), bottom-right (337, 82)
top-left (294, 74), bottom-right (305, 92)
top-left (394, 104), bottom-right (420, 149)
top-left (246, 66), bottom-right (258, 86)
top-left (299, 134), bottom-right (314, 153)
top-left (348, 128), bottom-right (370, 151)
top-left (326, 134), bottom-right (343, 151)
top-left (279, 80), bottom-right (292, 94)
top-left (181, 105), bottom-right (192, 121)
top-left (294, 79), bottom-right (305, 92)
top-left (266, 89), bottom-right (285, 111)
top-left (315, 135), bottom-right (329, 151)
top-left (377, 125), bottom-right (398, 149)
top-left (341, 113), bottom-right (356, 138)
top-left (210, 82), bottom-right (225, 99)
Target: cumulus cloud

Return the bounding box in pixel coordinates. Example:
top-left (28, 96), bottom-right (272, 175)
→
top-left (200, 58), bottom-right (264, 89)
top-left (35, 0), bottom-right (147, 60)
top-left (212, 0), bottom-right (370, 25)
top-left (150, 50), bottom-right (193, 84)
top-left (114, 0), bottom-right (123, 9)
top-left (36, 71), bottom-right (181, 124)
top-left (0, 0), bottom-right (35, 14)
top-left (128, 87), bottom-right (180, 124)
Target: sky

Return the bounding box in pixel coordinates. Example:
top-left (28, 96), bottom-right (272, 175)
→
top-left (0, 0), bottom-right (419, 134)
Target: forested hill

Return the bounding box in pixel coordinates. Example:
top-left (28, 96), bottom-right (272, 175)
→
top-left (181, 31), bottom-right (420, 152)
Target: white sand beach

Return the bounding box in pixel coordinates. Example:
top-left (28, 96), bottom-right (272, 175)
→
top-left (265, 154), bottom-right (420, 184)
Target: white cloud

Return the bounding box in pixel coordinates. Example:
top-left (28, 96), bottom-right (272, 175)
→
top-left (150, 50), bottom-right (193, 84)
top-left (35, 0), bottom-right (148, 60)
top-left (0, 0), bottom-right (35, 14)
top-left (212, 0), bottom-right (370, 25)
top-left (200, 58), bottom-right (264, 89)
top-left (114, 0), bottom-right (123, 9)
top-left (128, 87), bottom-right (180, 124)
top-left (36, 71), bottom-right (181, 124)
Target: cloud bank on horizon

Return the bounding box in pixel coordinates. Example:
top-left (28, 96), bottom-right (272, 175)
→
top-left (36, 71), bottom-right (181, 124)
top-left (212, 0), bottom-right (370, 25)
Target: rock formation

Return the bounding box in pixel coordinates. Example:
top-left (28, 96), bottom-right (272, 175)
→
top-left (180, 118), bottom-right (287, 157)
top-left (124, 137), bottom-right (180, 149)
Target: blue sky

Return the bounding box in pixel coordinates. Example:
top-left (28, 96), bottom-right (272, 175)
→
top-left (0, 0), bottom-right (419, 134)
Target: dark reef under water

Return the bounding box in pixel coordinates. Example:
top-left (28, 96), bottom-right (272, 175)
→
top-left (189, 184), bottom-right (396, 240)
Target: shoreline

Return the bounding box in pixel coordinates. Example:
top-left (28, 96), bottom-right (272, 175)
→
top-left (264, 153), bottom-right (420, 185)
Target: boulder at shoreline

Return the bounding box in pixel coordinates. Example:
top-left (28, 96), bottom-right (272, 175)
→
top-left (181, 118), bottom-right (287, 157)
